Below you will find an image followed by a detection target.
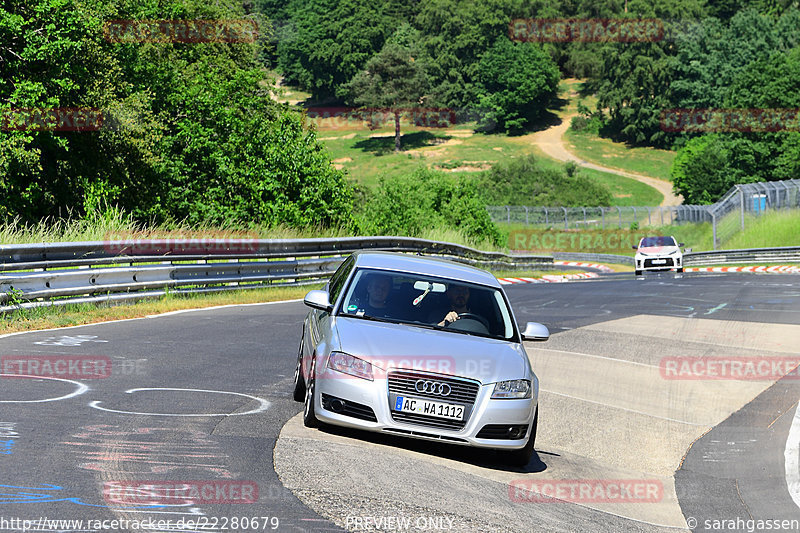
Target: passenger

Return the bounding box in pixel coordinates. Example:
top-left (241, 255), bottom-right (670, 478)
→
top-left (362, 274), bottom-right (393, 317)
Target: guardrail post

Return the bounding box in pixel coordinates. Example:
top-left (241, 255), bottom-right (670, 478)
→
top-left (562, 207), bottom-right (568, 229)
top-left (602, 208), bottom-right (605, 229)
top-left (524, 206), bottom-right (529, 225)
top-left (646, 207), bottom-right (651, 226)
top-left (617, 207), bottom-right (622, 228)
top-left (506, 205), bottom-right (510, 224)
top-left (544, 208), bottom-right (549, 226)
top-left (582, 207), bottom-right (587, 227)
top-left (712, 213), bottom-right (718, 250)
top-left (739, 186), bottom-right (744, 231)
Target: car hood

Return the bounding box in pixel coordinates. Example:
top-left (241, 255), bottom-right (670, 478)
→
top-left (637, 245), bottom-right (681, 256)
top-left (333, 316), bottom-right (529, 384)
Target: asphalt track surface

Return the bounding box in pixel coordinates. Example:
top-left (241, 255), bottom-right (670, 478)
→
top-left (1, 272), bottom-right (799, 533)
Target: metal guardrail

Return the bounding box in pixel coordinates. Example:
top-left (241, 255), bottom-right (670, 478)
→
top-left (2, 237), bottom-right (796, 312)
top-left (0, 237), bottom-right (554, 311)
top-left (684, 246), bottom-right (800, 266)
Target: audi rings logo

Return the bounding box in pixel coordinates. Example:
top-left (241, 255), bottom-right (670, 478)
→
top-left (415, 380), bottom-right (451, 396)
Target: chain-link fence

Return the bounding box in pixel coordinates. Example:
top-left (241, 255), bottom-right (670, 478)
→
top-left (488, 179), bottom-right (800, 250)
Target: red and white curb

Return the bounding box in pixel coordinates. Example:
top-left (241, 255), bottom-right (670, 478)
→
top-left (686, 265), bottom-right (800, 273)
top-left (498, 272), bottom-right (600, 285)
top-left (497, 261), bottom-right (615, 285)
top-left (553, 260), bottom-right (615, 273)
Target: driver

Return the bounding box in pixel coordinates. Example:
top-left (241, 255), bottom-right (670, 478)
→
top-left (436, 284), bottom-right (470, 327)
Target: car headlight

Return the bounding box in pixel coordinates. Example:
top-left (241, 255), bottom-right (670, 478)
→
top-left (327, 352), bottom-right (373, 380)
top-left (491, 379), bottom-right (531, 399)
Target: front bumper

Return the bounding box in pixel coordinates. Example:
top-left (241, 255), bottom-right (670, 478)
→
top-left (636, 255), bottom-right (682, 272)
top-left (313, 366), bottom-right (537, 450)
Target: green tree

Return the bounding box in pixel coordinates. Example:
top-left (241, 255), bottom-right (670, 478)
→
top-left (670, 135), bottom-right (734, 204)
top-left (474, 37), bottom-right (560, 133)
top-left (276, 0), bottom-right (406, 100)
top-left (1, 0), bottom-right (354, 228)
top-left (414, 0), bottom-right (520, 109)
top-left (346, 36), bottom-right (430, 151)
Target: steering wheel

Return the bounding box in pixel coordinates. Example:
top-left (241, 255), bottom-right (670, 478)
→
top-left (446, 312), bottom-right (491, 333)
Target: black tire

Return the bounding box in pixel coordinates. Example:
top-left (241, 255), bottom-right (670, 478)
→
top-left (635, 270), bottom-right (642, 276)
top-left (677, 267), bottom-right (684, 273)
top-left (292, 335), bottom-right (306, 402)
top-left (506, 408), bottom-right (538, 467)
top-left (303, 355), bottom-right (320, 428)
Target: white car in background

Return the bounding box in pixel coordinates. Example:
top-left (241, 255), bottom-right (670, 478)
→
top-left (633, 236), bottom-right (686, 275)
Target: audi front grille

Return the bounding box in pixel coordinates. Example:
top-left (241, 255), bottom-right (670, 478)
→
top-left (387, 371), bottom-right (480, 403)
top-left (387, 370), bottom-right (481, 431)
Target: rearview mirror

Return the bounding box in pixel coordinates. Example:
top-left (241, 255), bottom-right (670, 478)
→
top-left (413, 281), bottom-right (447, 292)
top-left (522, 322), bottom-right (550, 341)
top-left (304, 290), bottom-right (332, 312)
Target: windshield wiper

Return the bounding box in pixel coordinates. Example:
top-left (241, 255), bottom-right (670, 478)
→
top-left (348, 313), bottom-right (397, 325)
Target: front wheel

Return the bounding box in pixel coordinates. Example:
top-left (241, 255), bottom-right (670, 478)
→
top-left (292, 335), bottom-right (306, 402)
top-left (303, 356), bottom-right (319, 428)
top-left (677, 267), bottom-right (684, 273)
top-left (635, 270), bottom-right (642, 276)
top-left (506, 409), bottom-right (538, 467)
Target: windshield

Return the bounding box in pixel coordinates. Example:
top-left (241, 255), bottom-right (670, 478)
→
top-left (640, 236), bottom-right (677, 247)
top-left (338, 268), bottom-right (516, 341)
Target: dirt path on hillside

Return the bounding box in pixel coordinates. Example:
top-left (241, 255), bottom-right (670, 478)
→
top-left (532, 113), bottom-right (683, 207)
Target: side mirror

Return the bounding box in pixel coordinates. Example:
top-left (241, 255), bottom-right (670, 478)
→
top-left (522, 322), bottom-right (550, 342)
top-left (304, 289), bottom-right (332, 312)
top-left (678, 242), bottom-right (685, 247)
top-left (631, 245), bottom-right (638, 250)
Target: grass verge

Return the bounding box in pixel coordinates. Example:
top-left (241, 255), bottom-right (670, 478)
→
top-left (564, 129), bottom-right (676, 182)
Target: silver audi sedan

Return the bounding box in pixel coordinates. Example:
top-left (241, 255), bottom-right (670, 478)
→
top-left (292, 251), bottom-right (549, 466)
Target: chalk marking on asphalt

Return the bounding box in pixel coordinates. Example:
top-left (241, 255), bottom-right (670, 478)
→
top-left (540, 388), bottom-right (710, 426)
top-left (88, 387), bottom-right (271, 417)
top-left (0, 374), bottom-right (88, 403)
top-left (784, 401), bottom-right (800, 510)
top-left (704, 303), bottom-right (728, 315)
